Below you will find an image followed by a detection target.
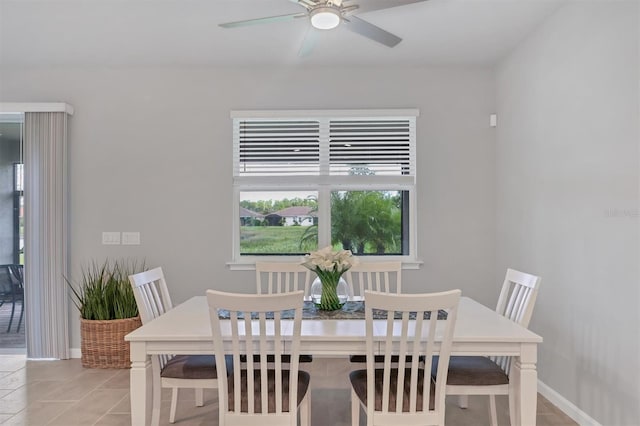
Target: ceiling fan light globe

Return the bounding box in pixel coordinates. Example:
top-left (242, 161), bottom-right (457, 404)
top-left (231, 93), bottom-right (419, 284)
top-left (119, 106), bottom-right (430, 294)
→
top-left (310, 7), bottom-right (340, 30)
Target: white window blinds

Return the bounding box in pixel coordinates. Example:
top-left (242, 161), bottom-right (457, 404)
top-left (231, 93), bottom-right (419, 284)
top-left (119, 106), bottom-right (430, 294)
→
top-left (329, 119), bottom-right (414, 176)
top-left (233, 111), bottom-right (416, 179)
top-left (234, 120), bottom-right (320, 176)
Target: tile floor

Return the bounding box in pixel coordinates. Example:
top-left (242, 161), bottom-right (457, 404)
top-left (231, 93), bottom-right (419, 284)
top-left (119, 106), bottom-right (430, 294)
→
top-left (0, 355), bottom-right (577, 425)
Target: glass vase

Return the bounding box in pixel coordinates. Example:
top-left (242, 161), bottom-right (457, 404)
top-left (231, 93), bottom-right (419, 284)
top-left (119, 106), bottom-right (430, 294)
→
top-left (310, 275), bottom-right (349, 311)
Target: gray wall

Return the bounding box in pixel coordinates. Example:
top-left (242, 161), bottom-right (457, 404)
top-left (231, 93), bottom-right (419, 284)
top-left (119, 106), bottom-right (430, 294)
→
top-left (0, 65), bottom-right (497, 348)
top-left (495, 2), bottom-right (639, 424)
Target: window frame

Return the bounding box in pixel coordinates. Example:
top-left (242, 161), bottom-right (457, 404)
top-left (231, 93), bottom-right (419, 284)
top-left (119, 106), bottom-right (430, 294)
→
top-left (228, 109), bottom-right (421, 270)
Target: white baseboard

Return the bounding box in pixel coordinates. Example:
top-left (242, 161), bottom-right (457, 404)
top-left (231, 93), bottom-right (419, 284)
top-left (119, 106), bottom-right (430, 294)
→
top-left (538, 380), bottom-right (601, 426)
top-left (69, 348), bottom-right (81, 359)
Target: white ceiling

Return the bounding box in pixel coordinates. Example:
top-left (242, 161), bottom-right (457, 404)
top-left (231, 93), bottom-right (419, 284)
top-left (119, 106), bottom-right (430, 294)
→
top-left (0, 0), bottom-right (565, 67)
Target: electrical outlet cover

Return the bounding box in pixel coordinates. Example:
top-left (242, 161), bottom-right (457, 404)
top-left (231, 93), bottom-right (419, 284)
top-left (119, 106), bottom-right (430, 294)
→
top-left (102, 232), bottom-right (121, 245)
top-left (122, 232), bottom-right (141, 245)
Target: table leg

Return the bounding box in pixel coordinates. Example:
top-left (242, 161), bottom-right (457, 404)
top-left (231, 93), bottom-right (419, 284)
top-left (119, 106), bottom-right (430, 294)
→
top-left (511, 343), bottom-right (538, 426)
top-left (130, 342), bottom-right (152, 426)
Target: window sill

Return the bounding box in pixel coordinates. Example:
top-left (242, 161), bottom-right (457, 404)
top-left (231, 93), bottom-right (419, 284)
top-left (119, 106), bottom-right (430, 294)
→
top-left (227, 258), bottom-right (423, 271)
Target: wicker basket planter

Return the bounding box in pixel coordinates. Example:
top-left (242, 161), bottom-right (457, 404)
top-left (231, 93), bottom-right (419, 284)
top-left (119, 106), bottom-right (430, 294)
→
top-left (80, 316), bottom-right (142, 369)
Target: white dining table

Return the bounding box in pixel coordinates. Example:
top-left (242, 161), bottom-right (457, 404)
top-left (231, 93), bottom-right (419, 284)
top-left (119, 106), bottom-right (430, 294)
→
top-left (125, 296), bottom-right (542, 426)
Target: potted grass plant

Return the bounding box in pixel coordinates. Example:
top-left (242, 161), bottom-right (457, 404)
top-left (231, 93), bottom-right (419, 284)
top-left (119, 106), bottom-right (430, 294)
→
top-left (67, 259), bottom-right (145, 368)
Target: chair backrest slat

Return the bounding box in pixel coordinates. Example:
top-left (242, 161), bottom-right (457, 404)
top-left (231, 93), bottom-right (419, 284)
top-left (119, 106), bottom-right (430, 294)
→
top-left (230, 311), bottom-right (241, 414)
top-left (363, 289), bottom-right (461, 425)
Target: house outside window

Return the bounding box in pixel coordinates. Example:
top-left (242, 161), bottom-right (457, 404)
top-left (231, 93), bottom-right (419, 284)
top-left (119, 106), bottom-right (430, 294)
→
top-left (230, 109), bottom-right (419, 268)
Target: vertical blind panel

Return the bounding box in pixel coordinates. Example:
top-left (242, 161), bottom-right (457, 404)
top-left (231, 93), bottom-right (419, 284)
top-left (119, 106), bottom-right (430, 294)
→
top-left (329, 119), bottom-right (415, 176)
top-left (235, 120), bottom-right (320, 176)
top-left (24, 112), bottom-right (70, 360)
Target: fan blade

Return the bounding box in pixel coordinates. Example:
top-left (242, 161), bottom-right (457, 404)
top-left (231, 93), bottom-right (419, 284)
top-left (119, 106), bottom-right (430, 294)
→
top-left (289, 0), bottom-right (318, 8)
top-left (298, 27), bottom-right (320, 57)
top-left (355, 0), bottom-right (428, 15)
top-left (219, 12), bottom-right (307, 28)
top-left (343, 15), bottom-right (401, 47)
top-left (342, 5), bottom-right (360, 15)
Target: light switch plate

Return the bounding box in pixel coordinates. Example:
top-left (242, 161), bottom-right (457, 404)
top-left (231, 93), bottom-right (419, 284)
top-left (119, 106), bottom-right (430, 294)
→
top-left (102, 231), bottom-right (121, 245)
top-left (122, 232), bottom-right (141, 245)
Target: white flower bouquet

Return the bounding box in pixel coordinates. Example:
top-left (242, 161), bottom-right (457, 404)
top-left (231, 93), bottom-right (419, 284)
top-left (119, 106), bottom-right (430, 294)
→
top-left (301, 246), bottom-right (358, 310)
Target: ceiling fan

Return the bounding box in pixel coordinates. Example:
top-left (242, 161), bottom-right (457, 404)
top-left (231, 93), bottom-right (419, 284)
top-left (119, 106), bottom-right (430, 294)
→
top-left (219, 0), bottom-right (428, 55)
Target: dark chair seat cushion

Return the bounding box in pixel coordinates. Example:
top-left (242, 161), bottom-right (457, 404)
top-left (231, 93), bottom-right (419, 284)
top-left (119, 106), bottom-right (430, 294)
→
top-left (349, 355), bottom-right (422, 363)
top-left (227, 369), bottom-right (310, 413)
top-left (431, 356), bottom-right (509, 386)
top-left (161, 354), bottom-right (232, 380)
top-left (240, 354), bottom-right (313, 363)
top-left (349, 368), bottom-right (435, 412)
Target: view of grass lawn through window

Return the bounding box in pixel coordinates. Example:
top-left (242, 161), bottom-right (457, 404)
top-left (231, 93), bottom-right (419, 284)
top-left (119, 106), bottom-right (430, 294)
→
top-left (239, 190), bottom-right (405, 256)
top-left (240, 226), bottom-right (313, 254)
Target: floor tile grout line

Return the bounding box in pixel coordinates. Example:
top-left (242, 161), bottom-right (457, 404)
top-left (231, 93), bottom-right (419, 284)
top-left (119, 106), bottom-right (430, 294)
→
top-left (41, 384), bottom-right (130, 426)
top-left (0, 412), bottom-right (21, 425)
top-left (92, 393), bottom-right (130, 425)
top-left (43, 387), bottom-right (107, 426)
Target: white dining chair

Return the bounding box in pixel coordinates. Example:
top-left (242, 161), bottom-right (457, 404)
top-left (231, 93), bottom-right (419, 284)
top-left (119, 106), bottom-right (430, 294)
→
top-left (434, 268), bottom-right (541, 426)
top-left (207, 289), bottom-right (311, 426)
top-left (129, 267), bottom-right (228, 425)
top-left (255, 262), bottom-right (312, 298)
top-left (344, 261), bottom-right (402, 299)
top-left (350, 289), bottom-right (461, 426)
top-left (255, 262), bottom-right (314, 364)
top-left (345, 261), bottom-right (402, 363)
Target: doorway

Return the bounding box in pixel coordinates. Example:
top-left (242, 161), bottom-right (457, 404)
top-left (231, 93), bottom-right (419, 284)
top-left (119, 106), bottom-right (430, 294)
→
top-left (0, 114), bottom-right (25, 353)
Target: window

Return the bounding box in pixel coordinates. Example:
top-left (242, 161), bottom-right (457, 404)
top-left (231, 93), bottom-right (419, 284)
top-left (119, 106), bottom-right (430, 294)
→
top-left (231, 109), bottom-right (419, 266)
